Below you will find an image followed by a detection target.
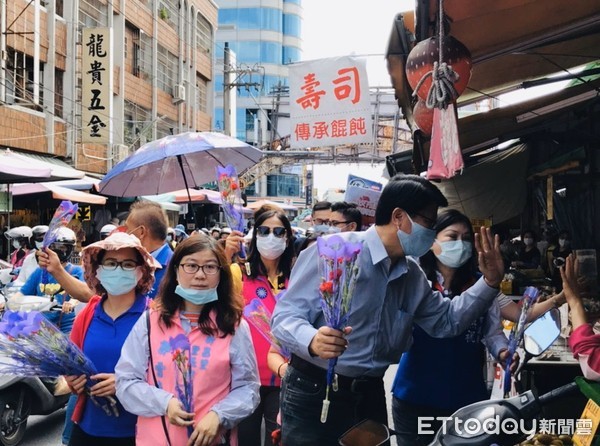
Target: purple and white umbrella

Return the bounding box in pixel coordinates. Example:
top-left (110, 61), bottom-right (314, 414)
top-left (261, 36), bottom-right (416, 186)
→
top-left (98, 132), bottom-right (263, 198)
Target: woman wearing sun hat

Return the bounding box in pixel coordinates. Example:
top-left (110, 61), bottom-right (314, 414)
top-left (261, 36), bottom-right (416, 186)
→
top-left (64, 232), bottom-right (159, 446)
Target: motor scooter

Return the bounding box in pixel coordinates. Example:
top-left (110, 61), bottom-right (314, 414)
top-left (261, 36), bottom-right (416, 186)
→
top-left (338, 308), bottom-right (577, 446)
top-left (0, 295), bottom-right (71, 446)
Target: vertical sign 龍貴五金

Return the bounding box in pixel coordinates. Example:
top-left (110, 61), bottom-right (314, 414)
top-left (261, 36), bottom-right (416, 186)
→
top-left (81, 28), bottom-right (112, 144)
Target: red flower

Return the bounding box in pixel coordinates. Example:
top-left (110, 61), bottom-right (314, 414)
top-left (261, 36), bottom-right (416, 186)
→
top-left (319, 281), bottom-right (334, 294)
top-left (231, 182), bottom-right (238, 190)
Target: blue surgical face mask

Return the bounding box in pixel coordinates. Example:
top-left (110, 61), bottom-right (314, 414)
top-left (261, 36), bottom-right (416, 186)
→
top-left (327, 226), bottom-right (341, 234)
top-left (313, 224), bottom-right (330, 235)
top-left (397, 213), bottom-right (436, 258)
top-left (434, 240), bottom-right (473, 268)
top-left (35, 241), bottom-right (44, 250)
top-left (175, 285), bottom-right (218, 305)
top-left (96, 266), bottom-right (141, 296)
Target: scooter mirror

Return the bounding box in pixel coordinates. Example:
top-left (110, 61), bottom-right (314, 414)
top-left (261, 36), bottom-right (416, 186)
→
top-left (338, 419), bottom-right (391, 446)
top-left (523, 308), bottom-right (561, 356)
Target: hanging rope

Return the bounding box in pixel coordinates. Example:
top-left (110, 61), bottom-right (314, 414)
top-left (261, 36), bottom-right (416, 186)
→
top-left (412, 0), bottom-right (460, 109)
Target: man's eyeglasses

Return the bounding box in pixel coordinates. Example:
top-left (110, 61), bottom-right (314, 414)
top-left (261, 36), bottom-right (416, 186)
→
top-left (413, 213), bottom-right (436, 229)
top-left (256, 226), bottom-right (287, 238)
top-left (312, 218), bottom-right (331, 226)
top-left (100, 259), bottom-right (140, 271)
top-left (178, 263), bottom-right (221, 275)
top-left (330, 220), bottom-right (350, 227)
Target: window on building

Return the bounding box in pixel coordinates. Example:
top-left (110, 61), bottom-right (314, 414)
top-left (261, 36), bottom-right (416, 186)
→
top-left (5, 49), bottom-right (44, 109)
top-left (54, 69), bottom-right (63, 118)
top-left (156, 117), bottom-right (178, 139)
top-left (56, 0), bottom-right (64, 17)
top-left (196, 13), bottom-right (213, 55)
top-left (267, 174), bottom-right (300, 197)
top-left (158, 0), bottom-right (179, 32)
top-left (124, 100), bottom-right (151, 150)
top-left (79, 0), bottom-right (107, 27)
top-left (157, 44), bottom-right (178, 93)
top-left (196, 74), bottom-right (208, 112)
top-left (283, 13), bottom-right (301, 38)
top-left (125, 23), bottom-right (143, 78)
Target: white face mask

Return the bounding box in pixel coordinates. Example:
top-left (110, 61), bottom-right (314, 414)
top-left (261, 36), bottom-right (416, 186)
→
top-left (12, 240), bottom-right (22, 250)
top-left (35, 241), bottom-right (44, 250)
top-left (434, 240), bottom-right (473, 268)
top-left (256, 234), bottom-right (287, 260)
top-left (523, 237), bottom-right (534, 246)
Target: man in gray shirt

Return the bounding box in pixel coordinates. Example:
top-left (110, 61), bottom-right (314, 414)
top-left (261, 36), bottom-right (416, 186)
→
top-left (272, 174), bottom-right (505, 445)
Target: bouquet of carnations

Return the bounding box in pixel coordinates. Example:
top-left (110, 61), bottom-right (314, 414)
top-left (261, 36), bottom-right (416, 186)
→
top-left (0, 310), bottom-right (118, 416)
top-left (316, 235), bottom-right (362, 423)
top-left (169, 334), bottom-right (194, 437)
top-left (503, 286), bottom-right (539, 397)
top-left (243, 298), bottom-right (290, 358)
top-left (216, 164), bottom-right (246, 258)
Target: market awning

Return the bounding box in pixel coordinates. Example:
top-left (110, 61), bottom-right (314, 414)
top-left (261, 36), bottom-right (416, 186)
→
top-left (0, 149), bottom-right (85, 181)
top-left (11, 183), bottom-right (107, 205)
top-left (141, 188), bottom-right (223, 205)
top-left (436, 144), bottom-right (530, 224)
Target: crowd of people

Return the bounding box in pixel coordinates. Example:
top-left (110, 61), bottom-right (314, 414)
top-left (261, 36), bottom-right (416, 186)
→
top-left (0, 173), bottom-right (594, 446)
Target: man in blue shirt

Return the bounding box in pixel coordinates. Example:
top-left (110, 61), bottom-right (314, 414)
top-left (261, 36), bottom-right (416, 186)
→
top-left (124, 200), bottom-right (173, 298)
top-left (271, 174), bottom-right (505, 446)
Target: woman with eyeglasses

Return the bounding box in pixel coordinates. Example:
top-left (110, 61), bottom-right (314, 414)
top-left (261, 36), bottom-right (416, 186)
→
top-left (115, 236), bottom-right (260, 446)
top-left (64, 232), bottom-right (158, 446)
top-left (230, 208), bottom-right (295, 446)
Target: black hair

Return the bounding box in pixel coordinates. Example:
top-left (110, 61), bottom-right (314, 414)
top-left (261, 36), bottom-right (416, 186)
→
top-left (331, 201), bottom-right (363, 230)
top-left (156, 236), bottom-right (241, 336)
top-left (419, 209), bottom-right (477, 295)
top-left (312, 201), bottom-right (332, 214)
top-left (374, 174), bottom-right (448, 225)
top-left (247, 209), bottom-right (295, 281)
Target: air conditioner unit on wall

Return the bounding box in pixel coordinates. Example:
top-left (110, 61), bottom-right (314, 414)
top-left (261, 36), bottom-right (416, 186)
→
top-left (172, 84), bottom-right (185, 104)
top-left (113, 144), bottom-right (130, 163)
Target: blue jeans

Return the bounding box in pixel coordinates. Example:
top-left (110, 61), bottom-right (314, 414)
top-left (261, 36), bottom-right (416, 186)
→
top-left (238, 386), bottom-right (280, 446)
top-left (61, 394), bottom-right (77, 445)
top-left (392, 397), bottom-right (452, 446)
top-left (280, 363), bottom-right (387, 446)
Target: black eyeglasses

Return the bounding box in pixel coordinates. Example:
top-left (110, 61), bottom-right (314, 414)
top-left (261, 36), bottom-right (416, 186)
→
top-left (179, 263), bottom-right (221, 275)
top-left (330, 220), bottom-right (350, 227)
top-left (100, 259), bottom-right (140, 271)
top-left (256, 226), bottom-right (287, 238)
top-left (412, 213), bottom-right (436, 229)
top-left (312, 218), bottom-right (331, 226)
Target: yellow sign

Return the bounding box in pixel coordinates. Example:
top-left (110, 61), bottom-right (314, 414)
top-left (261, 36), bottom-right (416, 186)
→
top-left (76, 206), bottom-right (91, 221)
top-left (470, 217), bottom-right (493, 231)
top-left (573, 399), bottom-right (600, 446)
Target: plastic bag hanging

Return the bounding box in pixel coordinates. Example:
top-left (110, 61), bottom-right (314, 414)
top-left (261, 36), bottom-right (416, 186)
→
top-left (427, 103), bottom-right (464, 179)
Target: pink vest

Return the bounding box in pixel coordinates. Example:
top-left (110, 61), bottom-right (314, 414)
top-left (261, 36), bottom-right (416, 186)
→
top-left (241, 274), bottom-right (286, 387)
top-left (136, 309), bottom-right (237, 446)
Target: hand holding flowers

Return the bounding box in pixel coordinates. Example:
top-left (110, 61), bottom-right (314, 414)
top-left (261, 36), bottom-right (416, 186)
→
top-left (315, 235), bottom-right (363, 423)
top-left (0, 310), bottom-right (119, 416)
top-left (216, 165), bottom-right (246, 258)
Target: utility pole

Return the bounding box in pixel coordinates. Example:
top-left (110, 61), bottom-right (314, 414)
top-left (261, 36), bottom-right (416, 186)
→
top-left (223, 42), bottom-right (232, 136)
top-left (222, 57), bottom-right (263, 138)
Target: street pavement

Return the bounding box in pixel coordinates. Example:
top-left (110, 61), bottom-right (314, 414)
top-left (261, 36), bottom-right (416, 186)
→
top-left (20, 408), bottom-right (65, 446)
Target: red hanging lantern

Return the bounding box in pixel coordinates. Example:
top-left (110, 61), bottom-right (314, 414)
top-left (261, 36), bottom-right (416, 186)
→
top-left (406, 36), bottom-right (472, 102)
top-left (413, 99), bottom-right (434, 136)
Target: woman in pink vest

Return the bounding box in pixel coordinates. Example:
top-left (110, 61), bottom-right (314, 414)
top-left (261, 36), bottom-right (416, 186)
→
top-left (232, 208), bottom-right (294, 446)
top-left (116, 235), bottom-right (260, 446)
